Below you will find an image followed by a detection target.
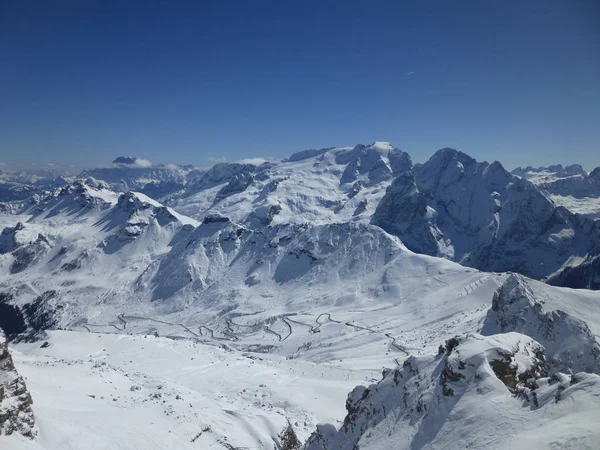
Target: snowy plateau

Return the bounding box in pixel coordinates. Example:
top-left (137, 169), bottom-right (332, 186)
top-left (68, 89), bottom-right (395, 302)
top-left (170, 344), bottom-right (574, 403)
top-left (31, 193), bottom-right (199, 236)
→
top-left (1, 144), bottom-right (599, 449)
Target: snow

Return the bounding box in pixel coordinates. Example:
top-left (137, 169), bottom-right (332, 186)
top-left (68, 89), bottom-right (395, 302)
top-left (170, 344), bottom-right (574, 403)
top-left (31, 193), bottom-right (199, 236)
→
top-left (549, 194), bottom-right (600, 219)
top-left (5, 331), bottom-right (365, 449)
top-left (1, 146), bottom-right (600, 449)
top-left (303, 332), bottom-right (600, 450)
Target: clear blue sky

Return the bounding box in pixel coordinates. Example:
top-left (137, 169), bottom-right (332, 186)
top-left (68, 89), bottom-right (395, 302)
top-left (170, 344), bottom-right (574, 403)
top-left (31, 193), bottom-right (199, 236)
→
top-left (1, 1), bottom-right (599, 169)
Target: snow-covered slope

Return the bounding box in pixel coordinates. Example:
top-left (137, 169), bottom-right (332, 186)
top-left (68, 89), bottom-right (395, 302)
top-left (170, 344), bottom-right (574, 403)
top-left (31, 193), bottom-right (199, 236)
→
top-left (303, 332), bottom-right (600, 450)
top-left (167, 142), bottom-right (411, 227)
top-left (482, 274), bottom-right (600, 374)
top-left (3, 145), bottom-right (597, 287)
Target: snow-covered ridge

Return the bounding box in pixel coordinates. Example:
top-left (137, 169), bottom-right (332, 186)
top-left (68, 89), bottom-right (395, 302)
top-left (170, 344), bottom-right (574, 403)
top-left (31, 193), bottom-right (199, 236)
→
top-left (482, 274), bottom-right (600, 374)
top-left (303, 332), bottom-right (600, 450)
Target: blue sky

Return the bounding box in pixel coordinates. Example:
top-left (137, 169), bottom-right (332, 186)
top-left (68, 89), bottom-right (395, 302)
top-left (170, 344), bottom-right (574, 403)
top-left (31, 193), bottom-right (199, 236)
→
top-left (1, 1), bottom-right (599, 169)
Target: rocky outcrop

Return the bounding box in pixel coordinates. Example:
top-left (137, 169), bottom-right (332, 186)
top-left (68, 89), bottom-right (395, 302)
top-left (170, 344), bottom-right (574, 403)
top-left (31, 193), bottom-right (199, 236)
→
top-left (302, 332), bottom-right (593, 450)
top-left (214, 171), bottom-right (254, 202)
top-left (10, 233), bottom-right (52, 274)
top-left (482, 274), bottom-right (600, 374)
top-left (190, 162), bottom-right (257, 192)
top-left (0, 330), bottom-right (36, 438)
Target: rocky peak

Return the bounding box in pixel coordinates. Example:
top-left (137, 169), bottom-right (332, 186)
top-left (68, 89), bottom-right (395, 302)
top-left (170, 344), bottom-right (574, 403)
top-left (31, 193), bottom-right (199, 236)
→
top-left (0, 330), bottom-right (36, 438)
top-left (482, 274), bottom-right (600, 374)
top-left (303, 332), bottom-right (558, 450)
top-left (112, 156), bottom-right (143, 165)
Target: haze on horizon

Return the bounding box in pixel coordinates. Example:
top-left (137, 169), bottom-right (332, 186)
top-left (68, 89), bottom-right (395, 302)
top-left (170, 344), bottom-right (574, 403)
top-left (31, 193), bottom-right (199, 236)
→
top-left (1, 1), bottom-right (599, 169)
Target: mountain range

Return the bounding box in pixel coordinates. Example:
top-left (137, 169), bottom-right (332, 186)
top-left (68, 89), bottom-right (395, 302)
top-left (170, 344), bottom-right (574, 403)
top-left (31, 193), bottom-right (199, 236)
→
top-left (1, 143), bottom-right (599, 449)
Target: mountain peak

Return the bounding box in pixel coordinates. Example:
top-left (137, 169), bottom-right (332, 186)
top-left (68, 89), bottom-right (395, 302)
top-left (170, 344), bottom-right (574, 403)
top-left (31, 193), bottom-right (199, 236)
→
top-left (112, 156), bottom-right (151, 166)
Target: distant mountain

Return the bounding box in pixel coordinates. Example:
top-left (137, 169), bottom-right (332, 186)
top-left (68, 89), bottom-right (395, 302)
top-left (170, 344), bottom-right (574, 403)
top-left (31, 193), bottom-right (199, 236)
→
top-left (80, 156), bottom-right (205, 199)
top-left (512, 163), bottom-right (587, 182)
top-left (372, 148), bottom-right (600, 282)
top-left (512, 164), bottom-right (600, 219)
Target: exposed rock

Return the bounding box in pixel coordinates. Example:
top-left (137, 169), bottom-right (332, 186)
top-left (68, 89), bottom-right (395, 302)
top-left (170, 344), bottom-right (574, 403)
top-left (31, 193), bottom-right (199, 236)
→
top-left (0, 329), bottom-right (36, 438)
top-left (10, 233), bottom-right (52, 274)
top-left (372, 172), bottom-right (444, 256)
top-left (302, 333), bottom-right (597, 450)
top-left (214, 171), bottom-right (254, 202)
top-left (0, 293), bottom-right (27, 336)
top-left (482, 274), bottom-right (600, 374)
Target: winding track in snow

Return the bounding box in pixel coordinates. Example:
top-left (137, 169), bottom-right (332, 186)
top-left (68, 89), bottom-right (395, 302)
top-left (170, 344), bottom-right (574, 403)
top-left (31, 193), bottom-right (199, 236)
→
top-left (81, 276), bottom-right (489, 365)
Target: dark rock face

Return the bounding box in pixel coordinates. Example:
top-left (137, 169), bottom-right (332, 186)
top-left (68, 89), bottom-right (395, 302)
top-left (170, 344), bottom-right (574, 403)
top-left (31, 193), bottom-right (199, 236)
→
top-left (0, 294), bottom-right (27, 336)
top-left (203, 214), bottom-right (231, 224)
top-left (0, 291), bottom-right (62, 337)
top-left (10, 234), bottom-right (52, 274)
top-left (23, 290), bottom-right (61, 332)
top-left (214, 172), bottom-right (254, 202)
top-left (112, 156), bottom-right (140, 165)
top-left (0, 329), bottom-right (36, 438)
top-left (192, 163), bottom-right (257, 191)
top-left (372, 172), bottom-right (442, 255)
top-left (0, 222), bottom-right (25, 254)
top-left (546, 252), bottom-right (600, 290)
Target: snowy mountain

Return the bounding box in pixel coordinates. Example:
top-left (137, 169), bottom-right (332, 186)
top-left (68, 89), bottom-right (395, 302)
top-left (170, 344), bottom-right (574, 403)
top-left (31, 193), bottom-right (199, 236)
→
top-left (300, 271), bottom-right (600, 449)
top-left (303, 332), bottom-right (600, 450)
top-left (81, 157), bottom-right (204, 199)
top-left (482, 274), bottom-right (600, 374)
top-left (512, 164), bottom-right (600, 219)
top-left (166, 142), bottom-right (411, 227)
top-left (1, 143), bottom-right (599, 449)
top-left (373, 148), bottom-right (600, 282)
top-left (512, 163), bottom-right (588, 184)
